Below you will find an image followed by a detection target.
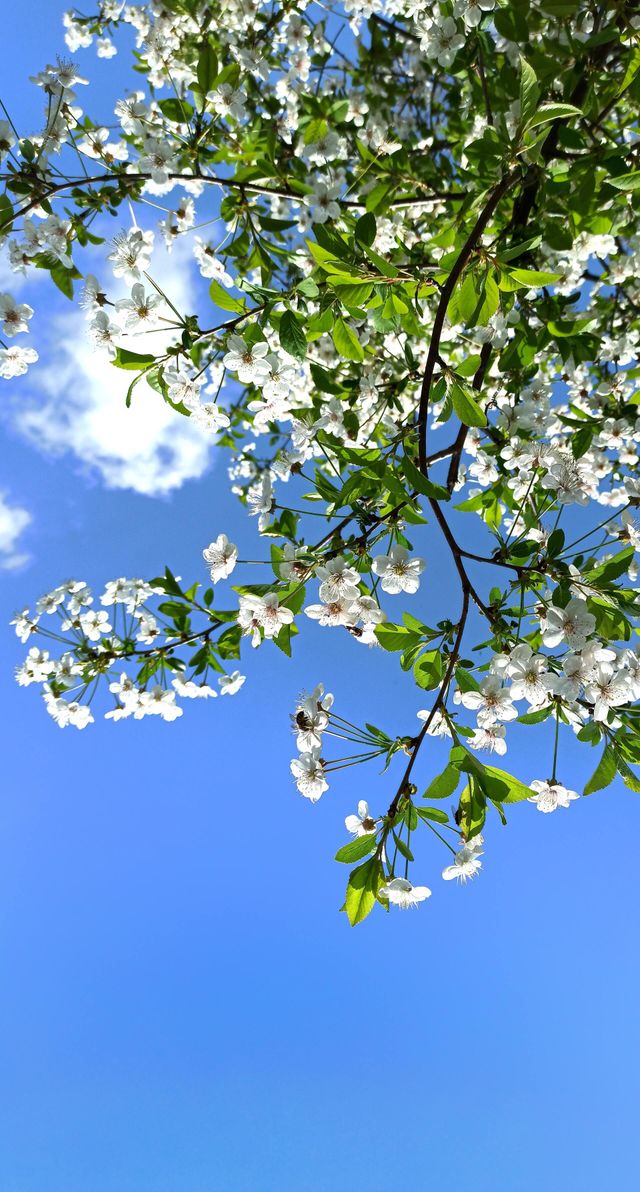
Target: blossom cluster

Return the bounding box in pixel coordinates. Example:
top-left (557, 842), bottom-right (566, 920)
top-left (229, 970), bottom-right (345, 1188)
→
top-left (11, 576), bottom-right (245, 728)
top-left (3, 0), bottom-right (640, 923)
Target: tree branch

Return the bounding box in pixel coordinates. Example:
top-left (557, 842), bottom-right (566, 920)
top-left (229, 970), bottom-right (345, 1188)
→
top-left (446, 341), bottom-right (493, 492)
top-left (0, 168), bottom-right (464, 235)
top-left (417, 168), bottom-right (519, 473)
top-left (386, 585), bottom-right (470, 820)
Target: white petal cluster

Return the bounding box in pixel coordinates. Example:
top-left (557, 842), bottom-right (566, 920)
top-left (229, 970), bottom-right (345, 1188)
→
top-left (202, 533), bottom-right (238, 584)
top-left (528, 780), bottom-right (580, 814)
top-left (379, 877), bottom-right (432, 909)
top-left (290, 683), bottom-right (333, 799)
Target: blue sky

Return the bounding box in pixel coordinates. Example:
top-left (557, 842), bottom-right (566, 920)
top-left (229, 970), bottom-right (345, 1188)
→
top-left (1, 5), bottom-right (638, 1190)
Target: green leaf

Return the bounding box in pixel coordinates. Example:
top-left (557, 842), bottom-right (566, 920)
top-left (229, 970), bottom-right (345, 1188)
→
top-left (618, 45), bottom-right (640, 94)
top-left (355, 211), bottom-right (377, 246)
top-left (614, 752), bottom-right (640, 793)
top-left (518, 706), bottom-right (554, 725)
top-left (417, 806), bottom-right (450, 824)
top-left (422, 763), bottom-right (460, 801)
top-left (112, 348), bottom-right (156, 370)
top-left (297, 277), bottom-right (320, 298)
top-left (335, 835), bottom-right (378, 864)
top-left (402, 453), bottom-right (451, 501)
top-left (363, 245), bottom-right (397, 278)
top-left (588, 547), bottom-right (634, 584)
top-left (455, 354), bottom-right (482, 378)
top-left (519, 57), bottom-right (539, 126)
top-left (480, 765), bottom-right (534, 804)
top-left (332, 281), bottom-right (375, 306)
top-left (450, 270), bottom-right (500, 327)
top-left (375, 623), bottom-right (418, 651)
top-left (499, 236), bottom-right (543, 262)
top-left (196, 43), bottom-right (219, 96)
top-left (44, 258), bottom-right (81, 299)
top-left (279, 309), bottom-right (307, 360)
top-left (509, 268), bottom-right (562, 286)
top-left (413, 649), bottom-right (443, 691)
top-left (0, 193), bottom-right (14, 233)
top-left (392, 831), bottom-right (414, 861)
top-left (449, 382), bottom-right (487, 428)
top-left (124, 370), bottom-right (146, 409)
top-left (608, 171), bottom-right (640, 192)
top-left (304, 116), bottom-right (328, 144)
top-left (583, 744), bottom-right (617, 795)
top-left (158, 97), bottom-right (194, 123)
top-left (345, 857), bottom-right (382, 926)
top-left (525, 103), bottom-right (583, 130)
top-left (448, 272), bottom-right (481, 325)
top-left (458, 782), bottom-right (486, 841)
top-left (306, 240), bottom-right (342, 268)
top-left (571, 425), bottom-right (595, 459)
top-left (209, 279), bottom-right (245, 312)
top-left (332, 318), bottom-right (365, 361)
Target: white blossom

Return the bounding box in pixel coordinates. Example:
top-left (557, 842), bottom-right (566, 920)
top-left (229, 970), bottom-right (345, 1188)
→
top-left (379, 878), bottom-right (431, 909)
top-left (290, 748), bottom-right (328, 801)
top-left (345, 800), bottom-right (377, 837)
top-left (442, 838), bottom-right (483, 883)
top-left (202, 533), bottom-right (238, 583)
top-left (372, 546), bottom-right (425, 595)
top-left (541, 598), bottom-right (596, 652)
top-left (529, 779), bottom-right (580, 813)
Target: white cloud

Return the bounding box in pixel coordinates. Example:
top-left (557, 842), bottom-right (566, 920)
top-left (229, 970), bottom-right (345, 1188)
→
top-left (9, 241), bottom-right (214, 497)
top-left (0, 490), bottom-right (31, 570)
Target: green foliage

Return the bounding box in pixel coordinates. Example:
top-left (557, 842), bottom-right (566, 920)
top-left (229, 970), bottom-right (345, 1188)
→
top-left (6, 0), bottom-right (640, 926)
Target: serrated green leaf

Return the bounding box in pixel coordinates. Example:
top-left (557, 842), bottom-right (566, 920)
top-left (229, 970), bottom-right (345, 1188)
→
top-left (584, 744), bottom-right (617, 795)
top-left (481, 765), bottom-right (534, 803)
top-left (297, 276), bottom-right (320, 298)
top-left (518, 706), bottom-right (554, 725)
top-left (519, 57), bottom-right (539, 126)
top-left (375, 623), bottom-right (418, 651)
top-left (417, 806), bottom-right (450, 824)
top-left (392, 831), bottom-right (414, 861)
top-left (345, 857), bottom-right (382, 926)
top-left (618, 45), bottom-right (640, 94)
top-left (413, 649), bottom-right (443, 691)
top-left (335, 835), bottom-right (378, 864)
top-left (458, 782), bottom-right (486, 841)
top-left (525, 102), bottom-right (582, 130)
top-left (614, 752), bottom-right (640, 793)
top-left (209, 279), bottom-right (245, 312)
top-left (449, 382), bottom-right (487, 428)
top-left (332, 318), bottom-right (365, 361)
top-left (402, 452), bottom-right (451, 501)
top-left (422, 763), bottom-right (460, 800)
top-left (509, 268), bottom-right (562, 286)
top-left (279, 309), bottom-right (307, 360)
top-left (608, 171), bottom-right (640, 192)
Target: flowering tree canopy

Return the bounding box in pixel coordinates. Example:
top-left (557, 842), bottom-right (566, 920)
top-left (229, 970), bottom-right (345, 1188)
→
top-left (3, 0), bottom-right (640, 922)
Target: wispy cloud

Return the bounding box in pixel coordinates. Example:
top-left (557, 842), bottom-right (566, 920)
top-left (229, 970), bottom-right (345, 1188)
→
top-left (0, 490), bottom-right (31, 570)
top-left (9, 240), bottom-right (214, 497)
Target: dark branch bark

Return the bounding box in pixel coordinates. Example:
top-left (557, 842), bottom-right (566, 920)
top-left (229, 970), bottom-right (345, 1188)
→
top-left (386, 586), bottom-right (470, 820)
top-left (417, 168), bottom-right (519, 473)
